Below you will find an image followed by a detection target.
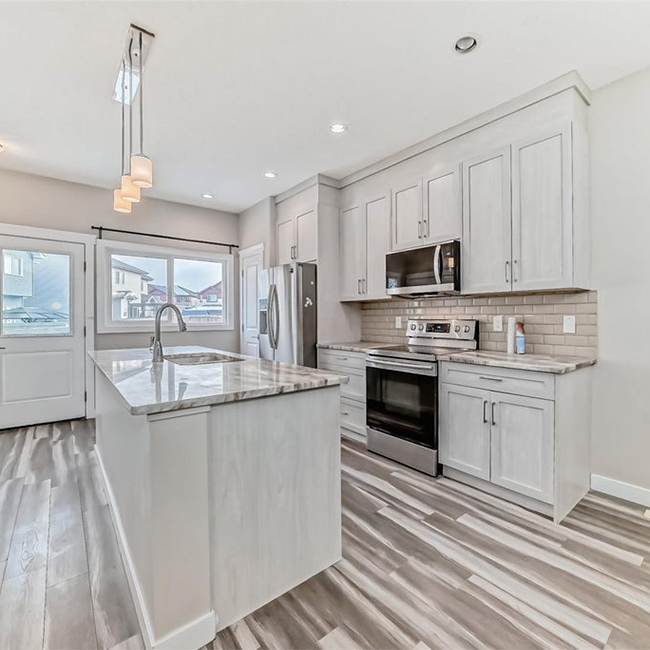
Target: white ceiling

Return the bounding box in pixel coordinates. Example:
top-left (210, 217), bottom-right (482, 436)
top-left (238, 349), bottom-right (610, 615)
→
top-left (1, 1), bottom-right (650, 214)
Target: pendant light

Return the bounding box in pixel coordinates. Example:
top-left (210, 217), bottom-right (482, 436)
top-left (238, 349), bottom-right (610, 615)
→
top-left (131, 30), bottom-right (153, 188)
top-left (114, 59), bottom-right (131, 214)
top-left (121, 38), bottom-right (141, 203)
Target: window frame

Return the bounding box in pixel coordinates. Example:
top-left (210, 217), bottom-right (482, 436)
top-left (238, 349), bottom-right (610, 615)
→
top-left (96, 239), bottom-right (234, 333)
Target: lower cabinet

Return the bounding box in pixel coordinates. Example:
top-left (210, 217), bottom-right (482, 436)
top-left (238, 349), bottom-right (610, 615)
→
top-left (440, 361), bottom-right (591, 522)
top-left (318, 349), bottom-right (367, 441)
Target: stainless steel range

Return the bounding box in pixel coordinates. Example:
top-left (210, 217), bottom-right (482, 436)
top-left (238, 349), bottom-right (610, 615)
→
top-left (366, 319), bottom-right (478, 475)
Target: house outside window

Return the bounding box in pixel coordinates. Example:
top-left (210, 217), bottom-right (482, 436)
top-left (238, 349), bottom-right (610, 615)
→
top-left (3, 254), bottom-right (24, 276)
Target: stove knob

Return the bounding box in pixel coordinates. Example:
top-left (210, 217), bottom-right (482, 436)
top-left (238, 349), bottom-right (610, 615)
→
top-left (454, 325), bottom-right (461, 333)
top-left (464, 325), bottom-right (471, 333)
top-left (418, 324), bottom-right (425, 331)
top-left (409, 323), bottom-right (417, 331)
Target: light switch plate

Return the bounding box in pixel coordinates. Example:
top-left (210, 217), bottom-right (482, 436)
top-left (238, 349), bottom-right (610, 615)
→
top-left (563, 315), bottom-right (576, 334)
top-left (493, 315), bottom-right (503, 332)
top-left (395, 316), bottom-right (402, 329)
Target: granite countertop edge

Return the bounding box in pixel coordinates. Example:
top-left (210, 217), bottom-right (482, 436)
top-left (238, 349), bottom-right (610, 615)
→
top-left (439, 351), bottom-right (597, 374)
top-left (317, 341), bottom-right (395, 353)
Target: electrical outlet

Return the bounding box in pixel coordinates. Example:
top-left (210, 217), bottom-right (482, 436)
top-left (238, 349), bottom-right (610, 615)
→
top-left (493, 315), bottom-right (503, 332)
top-left (395, 316), bottom-right (402, 329)
top-left (563, 315), bottom-right (576, 334)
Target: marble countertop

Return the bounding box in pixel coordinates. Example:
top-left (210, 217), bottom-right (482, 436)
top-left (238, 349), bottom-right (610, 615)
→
top-left (318, 341), bottom-right (395, 353)
top-left (439, 350), bottom-right (597, 374)
top-left (89, 346), bottom-right (349, 416)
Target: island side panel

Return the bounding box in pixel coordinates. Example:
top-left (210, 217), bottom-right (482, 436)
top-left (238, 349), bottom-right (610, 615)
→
top-left (94, 369), bottom-right (154, 642)
top-left (209, 385), bottom-right (342, 630)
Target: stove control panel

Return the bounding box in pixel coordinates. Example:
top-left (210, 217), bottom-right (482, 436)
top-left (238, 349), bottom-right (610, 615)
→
top-left (406, 319), bottom-right (478, 345)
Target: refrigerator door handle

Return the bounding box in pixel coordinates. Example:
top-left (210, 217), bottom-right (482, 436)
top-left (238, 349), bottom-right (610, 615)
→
top-left (271, 283), bottom-right (280, 350)
top-left (267, 284), bottom-right (276, 349)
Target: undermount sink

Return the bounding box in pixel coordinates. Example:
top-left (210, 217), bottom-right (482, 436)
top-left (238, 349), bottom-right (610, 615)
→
top-left (164, 352), bottom-right (244, 366)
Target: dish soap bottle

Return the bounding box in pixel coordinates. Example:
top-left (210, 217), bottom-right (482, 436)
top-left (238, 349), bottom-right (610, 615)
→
top-left (515, 321), bottom-right (526, 355)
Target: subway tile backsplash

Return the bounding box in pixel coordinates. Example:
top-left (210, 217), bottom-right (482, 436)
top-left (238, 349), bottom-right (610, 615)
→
top-left (361, 291), bottom-right (598, 358)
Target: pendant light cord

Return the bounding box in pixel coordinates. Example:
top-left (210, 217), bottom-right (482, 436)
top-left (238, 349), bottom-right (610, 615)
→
top-left (139, 30), bottom-right (144, 155)
top-left (128, 34), bottom-right (134, 170)
top-left (121, 59), bottom-right (126, 175)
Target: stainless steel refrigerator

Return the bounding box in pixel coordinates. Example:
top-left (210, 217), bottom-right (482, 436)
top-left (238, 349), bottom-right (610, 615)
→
top-left (258, 263), bottom-right (317, 367)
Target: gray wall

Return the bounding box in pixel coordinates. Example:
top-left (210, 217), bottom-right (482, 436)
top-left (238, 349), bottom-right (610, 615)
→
top-left (0, 168), bottom-right (240, 352)
top-left (238, 196), bottom-right (275, 267)
top-left (590, 65), bottom-right (650, 490)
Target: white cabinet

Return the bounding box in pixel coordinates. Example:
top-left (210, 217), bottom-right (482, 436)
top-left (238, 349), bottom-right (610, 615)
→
top-left (462, 122), bottom-right (579, 294)
top-left (296, 209), bottom-right (318, 262)
top-left (392, 179), bottom-right (423, 251)
top-left (439, 384), bottom-right (490, 480)
top-left (440, 361), bottom-right (592, 522)
top-left (276, 216), bottom-right (295, 265)
top-left (491, 393), bottom-right (554, 503)
top-left (511, 125), bottom-right (573, 291)
top-left (339, 190), bottom-right (390, 301)
top-left (424, 165), bottom-right (461, 243)
top-left (276, 208), bottom-right (318, 264)
top-left (461, 147), bottom-right (512, 294)
top-left (318, 349), bottom-right (367, 440)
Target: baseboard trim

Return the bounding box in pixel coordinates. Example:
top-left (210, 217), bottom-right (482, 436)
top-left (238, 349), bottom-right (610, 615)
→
top-left (590, 474), bottom-right (650, 508)
top-left (96, 445), bottom-right (217, 650)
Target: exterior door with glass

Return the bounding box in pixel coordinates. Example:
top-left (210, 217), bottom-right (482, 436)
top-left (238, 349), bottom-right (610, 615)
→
top-left (0, 235), bottom-right (86, 429)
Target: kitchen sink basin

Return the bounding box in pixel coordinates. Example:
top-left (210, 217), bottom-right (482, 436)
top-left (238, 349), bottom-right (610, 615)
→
top-left (164, 352), bottom-right (244, 365)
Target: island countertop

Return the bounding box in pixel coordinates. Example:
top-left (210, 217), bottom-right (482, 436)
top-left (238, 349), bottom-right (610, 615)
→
top-left (89, 345), bottom-right (349, 416)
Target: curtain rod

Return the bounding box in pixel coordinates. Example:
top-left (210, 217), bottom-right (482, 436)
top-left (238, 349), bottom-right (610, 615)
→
top-left (91, 226), bottom-right (239, 254)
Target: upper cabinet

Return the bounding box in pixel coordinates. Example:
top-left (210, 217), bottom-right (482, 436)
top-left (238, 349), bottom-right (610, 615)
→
top-left (340, 187), bottom-right (391, 301)
top-left (276, 198), bottom-right (318, 265)
top-left (462, 147), bottom-right (512, 294)
top-left (392, 179), bottom-right (423, 251)
top-left (462, 120), bottom-right (583, 294)
top-left (511, 125), bottom-right (573, 291)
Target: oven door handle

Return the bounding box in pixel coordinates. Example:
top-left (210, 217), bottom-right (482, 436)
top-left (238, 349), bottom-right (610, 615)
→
top-left (367, 359), bottom-right (436, 372)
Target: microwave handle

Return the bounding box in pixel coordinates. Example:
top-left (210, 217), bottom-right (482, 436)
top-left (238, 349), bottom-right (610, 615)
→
top-left (433, 245), bottom-right (442, 285)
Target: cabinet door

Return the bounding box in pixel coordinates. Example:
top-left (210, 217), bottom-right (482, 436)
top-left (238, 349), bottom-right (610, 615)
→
top-left (462, 148), bottom-right (512, 294)
top-left (511, 125), bottom-right (573, 290)
top-left (276, 217), bottom-right (295, 265)
top-left (424, 166), bottom-right (461, 244)
top-left (339, 204), bottom-right (366, 300)
top-left (391, 179), bottom-right (423, 251)
top-left (439, 384), bottom-right (491, 480)
top-left (365, 194), bottom-right (390, 299)
top-left (490, 394), bottom-right (554, 503)
top-left (296, 209), bottom-right (318, 262)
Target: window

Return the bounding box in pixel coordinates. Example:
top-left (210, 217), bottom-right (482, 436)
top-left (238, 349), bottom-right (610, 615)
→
top-left (3, 254), bottom-right (24, 276)
top-left (97, 240), bottom-right (234, 332)
top-left (2, 249), bottom-right (70, 335)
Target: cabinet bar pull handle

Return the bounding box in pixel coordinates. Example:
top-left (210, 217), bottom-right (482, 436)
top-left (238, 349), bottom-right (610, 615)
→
top-left (483, 400), bottom-right (488, 424)
top-left (423, 219), bottom-right (428, 239)
top-left (362, 278), bottom-right (366, 294)
top-left (513, 259), bottom-right (518, 283)
top-left (357, 279), bottom-right (361, 294)
top-left (479, 376), bottom-right (503, 382)
top-left (491, 402), bottom-right (497, 426)
top-left (505, 260), bottom-right (510, 283)
top-left (418, 221), bottom-right (422, 238)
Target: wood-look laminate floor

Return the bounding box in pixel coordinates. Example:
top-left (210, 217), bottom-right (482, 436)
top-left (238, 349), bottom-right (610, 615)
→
top-left (1, 422), bottom-right (650, 650)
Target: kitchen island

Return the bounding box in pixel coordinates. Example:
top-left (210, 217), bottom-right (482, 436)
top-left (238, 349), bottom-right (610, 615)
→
top-left (90, 346), bottom-right (347, 650)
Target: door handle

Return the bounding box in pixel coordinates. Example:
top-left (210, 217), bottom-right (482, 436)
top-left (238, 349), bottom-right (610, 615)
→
top-left (362, 278), bottom-right (366, 294)
top-left (491, 402), bottom-right (497, 426)
top-left (505, 260), bottom-right (510, 283)
top-left (418, 221), bottom-right (422, 238)
top-left (483, 400), bottom-right (488, 424)
top-left (357, 279), bottom-right (361, 294)
top-left (423, 219), bottom-right (428, 239)
top-left (479, 376), bottom-right (503, 382)
top-left (513, 259), bottom-right (518, 283)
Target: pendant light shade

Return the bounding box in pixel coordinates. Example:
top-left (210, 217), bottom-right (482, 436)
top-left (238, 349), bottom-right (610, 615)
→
top-left (130, 154), bottom-right (153, 188)
top-left (121, 174), bottom-right (141, 203)
top-left (113, 188), bottom-right (131, 214)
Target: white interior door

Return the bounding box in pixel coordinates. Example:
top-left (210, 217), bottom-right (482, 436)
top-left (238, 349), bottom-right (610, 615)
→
top-left (239, 245), bottom-right (264, 357)
top-left (0, 235), bottom-right (86, 429)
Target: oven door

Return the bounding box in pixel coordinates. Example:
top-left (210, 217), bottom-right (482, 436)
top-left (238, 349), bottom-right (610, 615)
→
top-left (366, 360), bottom-right (438, 449)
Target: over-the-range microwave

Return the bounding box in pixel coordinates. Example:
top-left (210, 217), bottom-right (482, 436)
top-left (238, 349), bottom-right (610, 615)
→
top-left (386, 241), bottom-right (460, 298)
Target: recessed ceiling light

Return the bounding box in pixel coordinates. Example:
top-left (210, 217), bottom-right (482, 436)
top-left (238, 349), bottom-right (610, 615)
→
top-left (263, 171), bottom-right (278, 179)
top-left (329, 123), bottom-right (348, 134)
top-left (455, 36), bottom-right (478, 54)
top-left (202, 193), bottom-right (213, 199)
